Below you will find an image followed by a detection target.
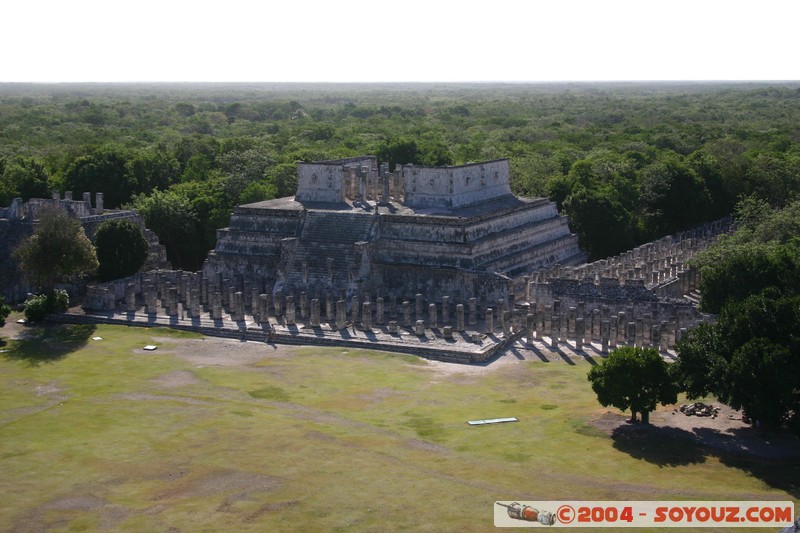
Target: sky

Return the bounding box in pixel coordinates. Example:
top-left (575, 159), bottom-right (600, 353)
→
top-left (2, 0), bottom-right (798, 83)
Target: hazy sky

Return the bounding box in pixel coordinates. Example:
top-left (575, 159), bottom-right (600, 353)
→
top-left (3, 0), bottom-right (798, 82)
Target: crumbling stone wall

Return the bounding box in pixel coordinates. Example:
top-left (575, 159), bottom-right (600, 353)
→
top-left (401, 159), bottom-right (512, 209)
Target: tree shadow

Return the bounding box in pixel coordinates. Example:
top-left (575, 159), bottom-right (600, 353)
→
top-left (611, 424), bottom-right (709, 467)
top-left (610, 421), bottom-right (800, 497)
top-left (1, 323), bottom-right (96, 367)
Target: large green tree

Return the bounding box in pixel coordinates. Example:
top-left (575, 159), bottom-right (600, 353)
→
top-left (129, 189), bottom-right (199, 269)
top-left (674, 200), bottom-right (800, 433)
top-left (62, 144), bottom-right (137, 208)
top-left (588, 346), bottom-right (677, 424)
top-left (94, 219), bottom-right (149, 281)
top-left (13, 207), bottom-right (98, 293)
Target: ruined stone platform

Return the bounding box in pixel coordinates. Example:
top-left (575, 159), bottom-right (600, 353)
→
top-left (57, 307), bottom-right (516, 365)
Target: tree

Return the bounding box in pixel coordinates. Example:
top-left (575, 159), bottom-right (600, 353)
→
top-left (94, 219), bottom-right (149, 281)
top-left (674, 201), bottom-right (800, 433)
top-left (587, 346), bottom-right (677, 424)
top-left (563, 187), bottom-right (634, 260)
top-left (3, 156), bottom-right (50, 201)
top-left (129, 189), bottom-right (198, 269)
top-left (0, 295), bottom-right (11, 327)
top-left (62, 144), bottom-right (136, 208)
top-left (13, 207), bottom-right (98, 294)
top-left (675, 294), bottom-right (800, 433)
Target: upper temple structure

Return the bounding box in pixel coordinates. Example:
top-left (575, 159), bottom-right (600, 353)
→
top-left (202, 156), bottom-right (586, 305)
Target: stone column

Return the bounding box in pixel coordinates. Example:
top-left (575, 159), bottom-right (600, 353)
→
top-left (496, 306), bottom-right (505, 334)
top-left (190, 288), bottom-right (200, 318)
top-left (233, 291), bottom-right (244, 322)
top-left (591, 309), bottom-right (601, 341)
top-left (485, 308), bottom-right (494, 334)
top-left (285, 295), bottom-right (296, 325)
top-left (211, 291), bottom-right (222, 320)
top-left (441, 296), bottom-right (450, 325)
top-left (299, 291), bottom-right (308, 320)
top-left (402, 300), bottom-right (411, 327)
top-left (526, 313), bottom-right (535, 346)
top-left (575, 317), bottom-right (585, 351)
top-left (601, 320), bottom-right (610, 354)
top-left (455, 304), bottom-right (465, 331)
top-left (609, 315), bottom-right (618, 348)
top-left (428, 303), bottom-right (437, 329)
top-left (502, 311), bottom-right (511, 337)
top-left (551, 315), bottom-right (560, 348)
top-left (251, 288), bottom-right (261, 320)
top-left (259, 294), bottom-right (270, 325)
top-left (310, 298), bottom-right (320, 327)
top-left (144, 284), bottom-right (157, 314)
top-left (336, 300), bottom-right (346, 330)
top-left (361, 301), bottom-right (372, 330)
top-left (650, 324), bottom-right (661, 350)
top-left (274, 292), bottom-right (283, 317)
top-left (568, 306), bottom-right (577, 335)
top-left (376, 297), bottom-right (384, 325)
top-left (468, 298), bottom-right (477, 325)
top-left (659, 321), bottom-right (670, 352)
top-left (125, 283), bottom-right (137, 313)
top-left (415, 320), bottom-right (426, 336)
top-left (389, 294), bottom-right (397, 318)
top-left (626, 321), bottom-right (636, 345)
top-left (325, 294), bottom-right (334, 322)
top-left (415, 294), bottom-right (423, 321)
top-left (95, 192), bottom-right (103, 213)
top-left (617, 312), bottom-right (626, 344)
top-left (167, 286), bottom-right (178, 317)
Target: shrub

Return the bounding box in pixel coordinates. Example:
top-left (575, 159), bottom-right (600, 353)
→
top-left (23, 294), bottom-right (50, 322)
top-left (22, 290), bottom-right (69, 322)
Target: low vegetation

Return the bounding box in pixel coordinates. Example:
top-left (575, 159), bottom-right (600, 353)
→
top-left (2, 82), bottom-right (799, 268)
top-left (0, 323), bottom-right (796, 531)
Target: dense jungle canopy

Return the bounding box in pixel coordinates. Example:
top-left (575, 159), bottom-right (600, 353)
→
top-left (2, 82), bottom-right (799, 270)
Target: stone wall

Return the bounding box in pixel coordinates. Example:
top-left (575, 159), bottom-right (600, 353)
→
top-left (295, 156), bottom-right (377, 203)
top-left (0, 195), bottom-right (169, 303)
top-left (401, 159), bottom-right (512, 209)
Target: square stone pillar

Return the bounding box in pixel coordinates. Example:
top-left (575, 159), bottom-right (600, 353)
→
top-left (310, 298), bottom-right (320, 327)
top-left (414, 320), bottom-right (425, 336)
top-left (300, 292), bottom-right (308, 320)
top-left (285, 295), bottom-right (296, 325)
top-left (551, 315), bottom-right (560, 348)
top-left (326, 294), bottom-right (334, 322)
top-left (361, 301), bottom-right (372, 331)
top-left (526, 313), bottom-right (535, 346)
top-left (575, 317), bottom-right (585, 351)
top-left (428, 303), bottom-right (437, 329)
top-left (415, 294), bottom-right (423, 321)
top-left (125, 283), bottom-right (137, 313)
top-left (211, 291), bottom-right (222, 320)
top-left (601, 320), bottom-right (610, 354)
top-left (376, 297), bottom-right (384, 325)
top-left (402, 301), bottom-right (411, 327)
top-left (259, 294), bottom-right (270, 325)
top-left (441, 296), bottom-right (450, 325)
top-left (336, 300), bottom-right (346, 330)
top-left (485, 308), bottom-right (493, 334)
top-left (468, 298), bottom-right (477, 325)
top-left (455, 304), bottom-right (465, 332)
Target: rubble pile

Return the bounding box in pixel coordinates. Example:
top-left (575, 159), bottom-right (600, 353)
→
top-left (679, 402), bottom-right (720, 418)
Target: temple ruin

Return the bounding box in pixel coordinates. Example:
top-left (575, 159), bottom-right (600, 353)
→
top-left (0, 192), bottom-right (169, 303)
top-left (202, 156), bottom-right (586, 304)
top-left (69, 157), bottom-right (732, 363)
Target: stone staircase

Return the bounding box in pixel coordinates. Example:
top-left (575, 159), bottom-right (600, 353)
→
top-left (281, 210), bottom-right (378, 289)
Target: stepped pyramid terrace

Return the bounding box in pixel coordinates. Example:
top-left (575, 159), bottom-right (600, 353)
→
top-left (72, 156), bottom-right (731, 363)
top-left (202, 156), bottom-right (586, 304)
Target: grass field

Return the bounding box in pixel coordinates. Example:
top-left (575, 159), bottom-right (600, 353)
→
top-left (0, 320), bottom-right (797, 532)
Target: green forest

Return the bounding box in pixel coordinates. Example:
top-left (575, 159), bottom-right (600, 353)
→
top-left (2, 82), bottom-right (799, 270)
